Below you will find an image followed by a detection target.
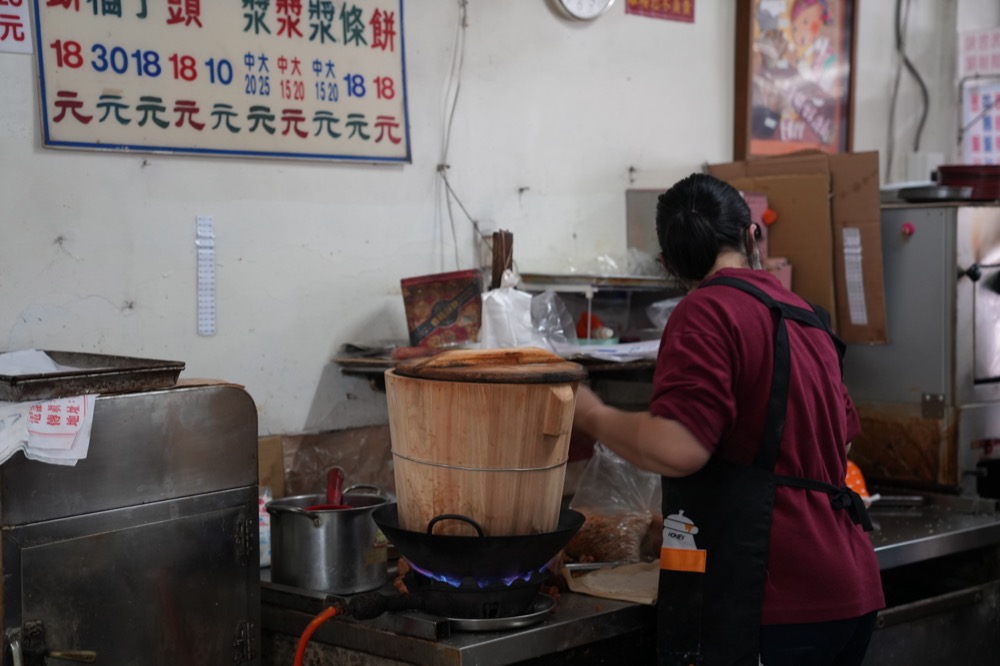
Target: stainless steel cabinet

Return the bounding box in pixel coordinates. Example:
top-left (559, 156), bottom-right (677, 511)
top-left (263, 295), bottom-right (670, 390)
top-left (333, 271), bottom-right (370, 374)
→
top-left (1, 384), bottom-right (260, 666)
top-left (844, 204), bottom-right (1000, 494)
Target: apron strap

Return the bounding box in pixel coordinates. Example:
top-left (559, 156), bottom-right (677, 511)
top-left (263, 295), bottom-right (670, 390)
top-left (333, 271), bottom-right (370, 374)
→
top-left (701, 276), bottom-right (810, 473)
top-left (700, 275), bottom-right (865, 515)
top-left (774, 474), bottom-right (874, 532)
top-left (703, 276), bottom-right (846, 376)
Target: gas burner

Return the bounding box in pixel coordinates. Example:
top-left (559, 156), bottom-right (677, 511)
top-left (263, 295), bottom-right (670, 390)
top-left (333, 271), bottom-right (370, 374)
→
top-left (406, 569), bottom-right (548, 619)
top-left (406, 558), bottom-right (552, 589)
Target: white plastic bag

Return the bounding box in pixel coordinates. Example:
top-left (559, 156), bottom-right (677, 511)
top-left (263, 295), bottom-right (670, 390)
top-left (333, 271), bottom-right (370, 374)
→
top-left (479, 270), bottom-right (552, 349)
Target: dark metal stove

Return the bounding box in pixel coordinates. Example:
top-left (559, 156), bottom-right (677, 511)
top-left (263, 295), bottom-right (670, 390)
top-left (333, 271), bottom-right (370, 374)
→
top-left (258, 502), bottom-right (661, 664)
top-left (260, 570), bottom-right (656, 665)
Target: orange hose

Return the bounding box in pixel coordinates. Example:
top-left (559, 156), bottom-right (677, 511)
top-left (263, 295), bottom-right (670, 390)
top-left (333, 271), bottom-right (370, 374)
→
top-left (293, 606), bottom-right (339, 666)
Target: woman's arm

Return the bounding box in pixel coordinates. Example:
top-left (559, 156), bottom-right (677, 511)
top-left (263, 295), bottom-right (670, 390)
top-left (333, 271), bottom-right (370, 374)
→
top-left (573, 385), bottom-right (711, 478)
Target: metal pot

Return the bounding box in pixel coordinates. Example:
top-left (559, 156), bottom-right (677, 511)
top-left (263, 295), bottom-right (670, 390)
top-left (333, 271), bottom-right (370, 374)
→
top-left (266, 487), bottom-right (389, 594)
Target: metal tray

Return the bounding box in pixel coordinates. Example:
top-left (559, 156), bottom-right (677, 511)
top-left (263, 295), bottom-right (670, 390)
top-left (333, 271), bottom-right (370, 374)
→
top-left (0, 350), bottom-right (185, 401)
top-left (519, 273), bottom-right (680, 292)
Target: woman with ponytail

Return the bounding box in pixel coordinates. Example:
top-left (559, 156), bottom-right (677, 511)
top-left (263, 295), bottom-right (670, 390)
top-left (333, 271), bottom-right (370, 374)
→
top-left (572, 173), bottom-right (883, 666)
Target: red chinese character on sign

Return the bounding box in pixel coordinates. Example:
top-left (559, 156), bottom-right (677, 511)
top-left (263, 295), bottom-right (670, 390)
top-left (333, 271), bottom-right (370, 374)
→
top-left (276, 0), bottom-right (303, 38)
top-left (66, 413), bottom-right (80, 427)
top-left (46, 0), bottom-right (80, 10)
top-left (374, 115), bottom-right (401, 144)
top-left (370, 9), bottom-right (395, 52)
top-left (625, 0), bottom-right (694, 23)
top-left (53, 91), bottom-right (93, 124)
top-left (166, 0), bottom-right (202, 27)
top-left (28, 404), bottom-right (42, 425)
top-left (280, 108), bottom-right (308, 137)
top-left (174, 100), bottom-right (205, 130)
top-left (0, 13), bottom-right (26, 42)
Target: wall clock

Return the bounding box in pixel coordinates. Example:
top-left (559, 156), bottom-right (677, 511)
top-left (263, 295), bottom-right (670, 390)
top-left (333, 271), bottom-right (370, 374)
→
top-left (555, 0), bottom-right (616, 21)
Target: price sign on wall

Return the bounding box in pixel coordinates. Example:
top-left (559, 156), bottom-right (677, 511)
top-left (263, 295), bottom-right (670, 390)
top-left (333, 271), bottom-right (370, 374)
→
top-left (31, 0), bottom-right (410, 163)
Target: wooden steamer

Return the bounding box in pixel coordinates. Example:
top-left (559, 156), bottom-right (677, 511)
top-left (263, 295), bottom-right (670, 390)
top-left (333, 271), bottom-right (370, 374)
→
top-left (385, 348), bottom-right (586, 537)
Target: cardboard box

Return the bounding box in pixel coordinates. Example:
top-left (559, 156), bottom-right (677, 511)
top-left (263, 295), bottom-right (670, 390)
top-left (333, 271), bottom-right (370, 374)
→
top-left (258, 435), bottom-right (285, 499)
top-left (730, 174), bottom-right (836, 322)
top-left (709, 151), bottom-right (887, 344)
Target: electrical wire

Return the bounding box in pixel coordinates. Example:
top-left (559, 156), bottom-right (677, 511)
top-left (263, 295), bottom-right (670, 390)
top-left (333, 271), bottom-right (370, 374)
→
top-left (885, 0), bottom-right (909, 179)
top-left (895, 0), bottom-right (929, 152)
top-left (292, 606), bottom-right (339, 666)
top-left (886, 0), bottom-right (931, 180)
top-left (437, 0), bottom-right (492, 271)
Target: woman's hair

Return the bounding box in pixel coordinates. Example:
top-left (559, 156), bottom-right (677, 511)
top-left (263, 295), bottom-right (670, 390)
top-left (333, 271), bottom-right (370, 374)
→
top-left (655, 173), bottom-right (753, 283)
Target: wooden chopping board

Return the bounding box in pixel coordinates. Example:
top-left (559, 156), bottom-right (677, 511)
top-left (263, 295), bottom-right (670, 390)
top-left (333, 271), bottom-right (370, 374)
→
top-left (563, 561), bottom-right (659, 605)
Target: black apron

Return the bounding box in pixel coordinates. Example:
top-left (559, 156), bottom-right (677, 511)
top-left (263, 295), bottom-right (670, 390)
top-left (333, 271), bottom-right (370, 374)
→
top-left (656, 276), bottom-right (872, 666)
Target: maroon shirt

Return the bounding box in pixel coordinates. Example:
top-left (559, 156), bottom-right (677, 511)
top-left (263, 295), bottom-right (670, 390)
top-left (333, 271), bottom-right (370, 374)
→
top-left (649, 267), bottom-right (884, 624)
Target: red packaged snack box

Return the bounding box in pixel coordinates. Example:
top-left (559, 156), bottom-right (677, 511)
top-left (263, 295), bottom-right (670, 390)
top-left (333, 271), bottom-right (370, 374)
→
top-left (400, 269), bottom-right (483, 347)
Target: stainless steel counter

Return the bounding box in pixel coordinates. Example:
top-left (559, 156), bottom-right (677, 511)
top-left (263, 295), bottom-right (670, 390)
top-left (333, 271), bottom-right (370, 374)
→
top-left (869, 493), bottom-right (1000, 570)
top-left (261, 579), bottom-right (655, 665)
top-left (261, 493), bottom-right (1000, 666)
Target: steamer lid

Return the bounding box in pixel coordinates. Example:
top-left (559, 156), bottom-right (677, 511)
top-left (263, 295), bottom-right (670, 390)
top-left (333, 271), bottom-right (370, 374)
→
top-left (392, 347), bottom-right (587, 384)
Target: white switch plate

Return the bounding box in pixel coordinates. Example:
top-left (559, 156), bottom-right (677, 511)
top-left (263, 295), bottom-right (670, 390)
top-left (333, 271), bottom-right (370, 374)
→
top-left (196, 215), bottom-right (216, 336)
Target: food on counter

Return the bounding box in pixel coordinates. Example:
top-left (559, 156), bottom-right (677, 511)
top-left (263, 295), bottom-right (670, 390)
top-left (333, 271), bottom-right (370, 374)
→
top-left (393, 558), bottom-right (411, 595)
top-left (564, 511), bottom-right (654, 563)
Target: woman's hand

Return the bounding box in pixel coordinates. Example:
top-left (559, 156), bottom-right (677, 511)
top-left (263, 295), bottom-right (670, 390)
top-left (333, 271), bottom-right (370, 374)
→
top-left (571, 384), bottom-right (711, 478)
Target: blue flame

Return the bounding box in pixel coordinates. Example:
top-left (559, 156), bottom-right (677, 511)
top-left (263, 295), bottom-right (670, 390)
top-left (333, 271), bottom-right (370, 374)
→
top-left (407, 559), bottom-right (551, 589)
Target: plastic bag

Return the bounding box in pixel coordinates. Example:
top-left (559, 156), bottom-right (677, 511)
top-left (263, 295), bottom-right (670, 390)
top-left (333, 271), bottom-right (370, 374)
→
top-left (645, 296), bottom-right (683, 329)
top-left (565, 443), bottom-right (663, 563)
top-left (479, 270), bottom-right (552, 349)
top-left (530, 290), bottom-right (578, 347)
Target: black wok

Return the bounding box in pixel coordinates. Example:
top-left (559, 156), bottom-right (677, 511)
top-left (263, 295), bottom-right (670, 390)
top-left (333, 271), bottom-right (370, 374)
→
top-left (372, 503), bottom-right (584, 580)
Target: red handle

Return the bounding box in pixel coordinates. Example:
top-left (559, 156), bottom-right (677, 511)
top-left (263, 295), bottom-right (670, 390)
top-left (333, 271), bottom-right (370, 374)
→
top-left (326, 467), bottom-right (345, 506)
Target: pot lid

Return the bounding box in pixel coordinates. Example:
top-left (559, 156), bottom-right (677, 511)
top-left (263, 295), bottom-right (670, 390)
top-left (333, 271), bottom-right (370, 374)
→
top-left (392, 347), bottom-right (587, 384)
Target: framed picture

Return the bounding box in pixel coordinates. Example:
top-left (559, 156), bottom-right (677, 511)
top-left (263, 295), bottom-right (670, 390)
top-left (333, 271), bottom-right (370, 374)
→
top-left (734, 0), bottom-right (857, 160)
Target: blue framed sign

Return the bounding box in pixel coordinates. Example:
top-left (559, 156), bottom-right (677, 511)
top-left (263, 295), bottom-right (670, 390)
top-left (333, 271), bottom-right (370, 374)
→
top-left (32, 0), bottom-right (411, 163)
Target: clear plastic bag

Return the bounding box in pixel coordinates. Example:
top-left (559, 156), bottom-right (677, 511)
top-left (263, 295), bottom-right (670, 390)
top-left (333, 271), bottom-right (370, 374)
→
top-left (530, 290), bottom-right (578, 347)
top-left (645, 296), bottom-right (683, 329)
top-left (565, 443), bottom-right (663, 563)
